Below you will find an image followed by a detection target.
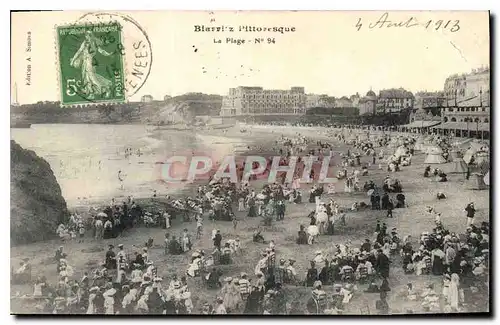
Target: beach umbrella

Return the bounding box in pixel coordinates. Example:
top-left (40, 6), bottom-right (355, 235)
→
top-left (366, 189), bottom-right (375, 197)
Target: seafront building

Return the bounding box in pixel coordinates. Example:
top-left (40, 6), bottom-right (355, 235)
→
top-left (220, 86), bottom-right (307, 116)
top-left (399, 67), bottom-right (490, 139)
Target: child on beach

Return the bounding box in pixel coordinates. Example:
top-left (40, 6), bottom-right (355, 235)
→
top-left (196, 216), bottom-right (203, 239)
top-left (238, 197), bottom-right (245, 212)
top-left (232, 216), bottom-right (238, 230)
top-left (78, 223), bottom-right (86, 243)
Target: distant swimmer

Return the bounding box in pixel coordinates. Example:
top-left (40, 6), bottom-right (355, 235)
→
top-left (118, 170), bottom-right (125, 190)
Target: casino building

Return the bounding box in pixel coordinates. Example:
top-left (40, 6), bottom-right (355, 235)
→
top-left (220, 86), bottom-right (307, 116)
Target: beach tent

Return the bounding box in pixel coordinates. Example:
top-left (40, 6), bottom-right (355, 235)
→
top-left (424, 146), bottom-right (446, 164)
top-left (450, 158), bottom-right (468, 174)
top-left (484, 171), bottom-right (490, 186)
top-left (464, 173), bottom-right (487, 190)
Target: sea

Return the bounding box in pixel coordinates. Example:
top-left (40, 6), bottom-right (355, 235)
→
top-left (11, 124), bottom-right (250, 207)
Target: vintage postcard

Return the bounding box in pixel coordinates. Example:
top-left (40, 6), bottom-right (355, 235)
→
top-left (10, 11), bottom-right (490, 316)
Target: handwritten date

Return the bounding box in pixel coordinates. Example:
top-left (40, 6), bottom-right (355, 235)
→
top-left (355, 12), bottom-right (460, 32)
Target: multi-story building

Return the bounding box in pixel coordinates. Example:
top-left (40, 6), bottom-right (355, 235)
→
top-left (220, 86), bottom-right (307, 116)
top-left (443, 67), bottom-right (490, 107)
top-left (377, 88), bottom-right (414, 114)
top-left (306, 94), bottom-right (330, 108)
top-left (334, 96), bottom-right (354, 108)
top-left (411, 91), bottom-right (447, 117)
top-left (358, 90), bottom-right (377, 116)
top-left (431, 67), bottom-right (490, 139)
top-left (141, 95), bottom-right (154, 103)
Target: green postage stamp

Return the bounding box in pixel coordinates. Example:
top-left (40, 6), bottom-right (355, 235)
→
top-left (56, 23), bottom-right (126, 105)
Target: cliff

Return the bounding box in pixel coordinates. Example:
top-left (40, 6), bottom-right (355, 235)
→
top-left (10, 94), bottom-right (222, 125)
top-left (11, 140), bottom-right (69, 245)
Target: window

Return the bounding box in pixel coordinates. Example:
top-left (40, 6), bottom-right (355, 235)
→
top-left (484, 118), bottom-right (489, 123)
top-left (451, 117), bottom-right (457, 122)
top-left (444, 117), bottom-right (448, 122)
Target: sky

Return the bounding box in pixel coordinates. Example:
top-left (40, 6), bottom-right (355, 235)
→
top-left (11, 10), bottom-right (489, 104)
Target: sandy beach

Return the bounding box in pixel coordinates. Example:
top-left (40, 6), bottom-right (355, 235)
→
top-left (11, 125), bottom-right (490, 314)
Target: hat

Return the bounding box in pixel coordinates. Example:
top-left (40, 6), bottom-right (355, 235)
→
top-left (118, 244), bottom-right (124, 248)
top-left (108, 245), bottom-right (114, 249)
top-left (240, 272), bottom-right (247, 278)
top-left (288, 258), bottom-right (296, 263)
top-left (154, 277), bottom-right (163, 282)
top-left (103, 288), bottom-right (117, 296)
top-left (89, 286), bottom-right (99, 293)
top-left (315, 250), bottom-right (322, 255)
top-left (224, 277), bottom-right (233, 283)
top-left (313, 280), bottom-right (322, 289)
top-left (472, 266), bottom-right (484, 276)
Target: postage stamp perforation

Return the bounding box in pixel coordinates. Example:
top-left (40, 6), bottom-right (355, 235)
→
top-left (53, 24), bottom-right (64, 108)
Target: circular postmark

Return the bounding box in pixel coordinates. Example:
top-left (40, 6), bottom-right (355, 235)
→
top-left (57, 12), bottom-right (152, 105)
top-left (77, 12), bottom-right (153, 99)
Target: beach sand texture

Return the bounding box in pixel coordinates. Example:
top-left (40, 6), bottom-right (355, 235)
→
top-left (11, 126), bottom-right (489, 314)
